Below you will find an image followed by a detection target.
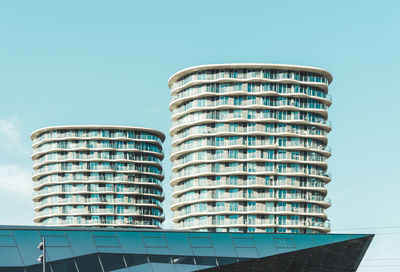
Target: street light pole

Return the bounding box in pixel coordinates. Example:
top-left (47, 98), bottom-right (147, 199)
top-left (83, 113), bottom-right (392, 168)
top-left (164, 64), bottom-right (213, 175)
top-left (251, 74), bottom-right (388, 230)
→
top-left (37, 237), bottom-right (45, 272)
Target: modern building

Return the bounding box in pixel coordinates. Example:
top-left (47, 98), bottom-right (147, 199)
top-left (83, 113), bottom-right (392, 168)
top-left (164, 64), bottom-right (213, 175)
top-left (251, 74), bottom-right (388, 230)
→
top-left (168, 64), bottom-right (332, 233)
top-left (31, 125), bottom-right (165, 228)
top-left (0, 225), bottom-right (373, 272)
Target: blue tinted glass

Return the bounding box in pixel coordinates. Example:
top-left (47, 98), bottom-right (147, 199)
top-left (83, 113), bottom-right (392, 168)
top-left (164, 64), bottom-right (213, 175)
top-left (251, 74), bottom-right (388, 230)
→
top-left (252, 234), bottom-right (277, 257)
top-left (0, 230), bottom-right (12, 235)
top-left (50, 258), bottom-right (78, 272)
top-left (46, 247), bottom-right (74, 261)
top-left (75, 254), bottom-right (103, 272)
top-left (194, 256), bottom-right (217, 266)
top-left (13, 230), bottom-right (42, 266)
top-left (209, 234), bottom-right (236, 258)
top-left (171, 256), bottom-right (195, 265)
top-left (92, 231), bottom-right (116, 237)
top-left (165, 233), bottom-right (192, 256)
top-left (39, 231), bottom-right (66, 236)
top-left (192, 247), bottom-right (215, 257)
top-left (143, 237), bottom-right (167, 248)
top-left (99, 253), bottom-right (127, 271)
top-left (328, 234), bottom-right (364, 244)
top-left (0, 246), bottom-right (24, 266)
top-left (189, 237), bottom-right (212, 248)
top-left (67, 231), bottom-right (97, 256)
top-left (146, 247), bottom-right (170, 255)
top-left (0, 236), bottom-right (16, 246)
top-left (97, 246), bottom-right (123, 253)
top-left (291, 234), bottom-right (315, 249)
top-left (26, 263), bottom-right (51, 272)
top-left (232, 238), bottom-right (255, 248)
top-left (148, 255), bottom-right (171, 263)
top-left (230, 233), bottom-right (253, 238)
top-left (217, 257), bottom-right (237, 266)
top-left (124, 254), bottom-right (148, 268)
top-left (235, 247), bottom-right (258, 258)
top-left (196, 264), bottom-right (214, 270)
top-left (94, 236), bottom-right (120, 247)
top-left (127, 263), bottom-right (153, 272)
top-left (187, 232), bottom-right (209, 238)
top-left (150, 263), bottom-right (175, 271)
top-left (273, 237), bottom-right (295, 248)
top-left (175, 263), bottom-right (199, 272)
top-left (117, 232), bottom-right (146, 254)
top-left (45, 236), bottom-right (69, 247)
top-left (141, 232), bottom-right (164, 238)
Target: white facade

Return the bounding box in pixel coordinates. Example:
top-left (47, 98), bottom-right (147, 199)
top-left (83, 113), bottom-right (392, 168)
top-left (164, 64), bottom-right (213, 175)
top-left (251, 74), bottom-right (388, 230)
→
top-left (169, 64), bottom-right (332, 233)
top-left (31, 125), bottom-right (165, 228)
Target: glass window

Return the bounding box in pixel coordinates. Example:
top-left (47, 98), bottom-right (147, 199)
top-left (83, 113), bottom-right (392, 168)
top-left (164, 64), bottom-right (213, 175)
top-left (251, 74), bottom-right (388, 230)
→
top-left (189, 237), bottom-right (212, 248)
top-left (165, 233), bottom-right (192, 256)
top-left (44, 236), bottom-right (69, 247)
top-left (66, 231), bottom-right (97, 256)
top-left (142, 237), bottom-right (167, 248)
top-left (171, 256), bottom-right (195, 265)
top-left (209, 234), bottom-right (237, 257)
top-left (75, 254), bottom-right (103, 272)
top-left (194, 256), bottom-right (217, 266)
top-left (0, 235), bottom-right (16, 246)
top-left (13, 230), bottom-right (43, 266)
top-left (94, 236), bottom-right (120, 247)
top-left (230, 202), bottom-right (238, 211)
top-left (124, 254), bottom-right (148, 267)
top-left (233, 238), bottom-right (255, 248)
top-left (0, 246), bottom-right (24, 267)
top-left (50, 258), bottom-right (78, 272)
top-left (99, 253), bottom-right (127, 271)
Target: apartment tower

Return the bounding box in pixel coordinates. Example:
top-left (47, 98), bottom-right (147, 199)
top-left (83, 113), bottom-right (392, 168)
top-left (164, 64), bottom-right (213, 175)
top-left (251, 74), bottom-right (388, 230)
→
top-left (169, 64), bottom-right (332, 233)
top-left (31, 125), bottom-right (165, 228)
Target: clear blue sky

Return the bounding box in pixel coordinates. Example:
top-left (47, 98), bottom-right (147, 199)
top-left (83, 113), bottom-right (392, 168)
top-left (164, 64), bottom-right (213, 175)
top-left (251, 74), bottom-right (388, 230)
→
top-left (0, 1), bottom-right (399, 270)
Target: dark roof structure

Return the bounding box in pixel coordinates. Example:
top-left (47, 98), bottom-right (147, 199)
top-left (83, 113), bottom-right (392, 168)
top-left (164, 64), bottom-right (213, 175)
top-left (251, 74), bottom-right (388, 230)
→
top-left (0, 225), bottom-right (373, 272)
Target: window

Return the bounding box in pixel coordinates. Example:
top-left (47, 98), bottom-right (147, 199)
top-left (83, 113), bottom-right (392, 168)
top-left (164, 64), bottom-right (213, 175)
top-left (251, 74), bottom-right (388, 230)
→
top-left (248, 215), bottom-right (256, 224)
top-left (230, 215), bottom-right (238, 224)
top-left (216, 215), bottom-right (225, 225)
top-left (229, 123), bottom-right (238, 132)
top-left (216, 202), bottom-right (225, 211)
top-left (230, 202), bottom-right (239, 211)
top-left (229, 150), bottom-right (238, 159)
top-left (278, 216), bottom-right (287, 225)
top-left (247, 175), bottom-right (256, 185)
top-left (234, 97), bottom-right (243, 105)
top-left (229, 176), bottom-right (238, 185)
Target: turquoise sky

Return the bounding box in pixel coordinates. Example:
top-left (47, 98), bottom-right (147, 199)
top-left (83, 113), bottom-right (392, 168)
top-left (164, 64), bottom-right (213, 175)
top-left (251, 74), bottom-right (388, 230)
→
top-left (0, 1), bottom-right (399, 270)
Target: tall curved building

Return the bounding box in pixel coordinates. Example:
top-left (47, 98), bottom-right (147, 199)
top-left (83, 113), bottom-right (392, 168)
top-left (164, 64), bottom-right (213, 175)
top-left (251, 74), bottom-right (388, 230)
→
top-left (169, 64), bottom-right (332, 233)
top-left (31, 125), bottom-right (165, 228)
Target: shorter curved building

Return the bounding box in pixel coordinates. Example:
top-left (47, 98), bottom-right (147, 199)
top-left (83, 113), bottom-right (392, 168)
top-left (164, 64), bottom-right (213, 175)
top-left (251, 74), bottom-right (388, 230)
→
top-left (31, 125), bottom-right (165, 228)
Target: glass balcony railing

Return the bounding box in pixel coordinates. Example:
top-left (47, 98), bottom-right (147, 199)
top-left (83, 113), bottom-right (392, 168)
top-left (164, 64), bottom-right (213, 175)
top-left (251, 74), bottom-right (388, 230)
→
top-left (32, 141), bottom-right (163, 156)
top-left (171, 138), bottom-right (331, 155)
top-left (173, 153), bottom-right (327, 168)
top-left (33, 130), bottom-right (163, 146)
top-left (33, 176), bottom-right (162, 189)
top-left (171, 69), bottom-right (329, 91)
top-left (171, 111), bottom-right (331, 129)
top-left (172, 97), bottom-right (329, 117)
top-left (173, 178), bottom-right (327, 194)
top-left (173, 125), bottom-right (328, 143)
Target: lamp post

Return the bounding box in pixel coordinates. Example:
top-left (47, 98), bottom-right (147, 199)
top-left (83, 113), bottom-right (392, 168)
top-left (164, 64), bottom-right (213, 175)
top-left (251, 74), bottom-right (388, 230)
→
top-left (37, 237), bottom-right (45, 272)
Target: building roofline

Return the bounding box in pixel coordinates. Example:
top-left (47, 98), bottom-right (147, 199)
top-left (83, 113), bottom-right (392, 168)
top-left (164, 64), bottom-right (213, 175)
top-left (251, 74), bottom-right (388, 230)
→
top-left (168, 63), bottom-right (333, 88)
top-left (31, 125), bottom-right (166, 142)
top-left (0, 225), bottom-right (374, 238)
